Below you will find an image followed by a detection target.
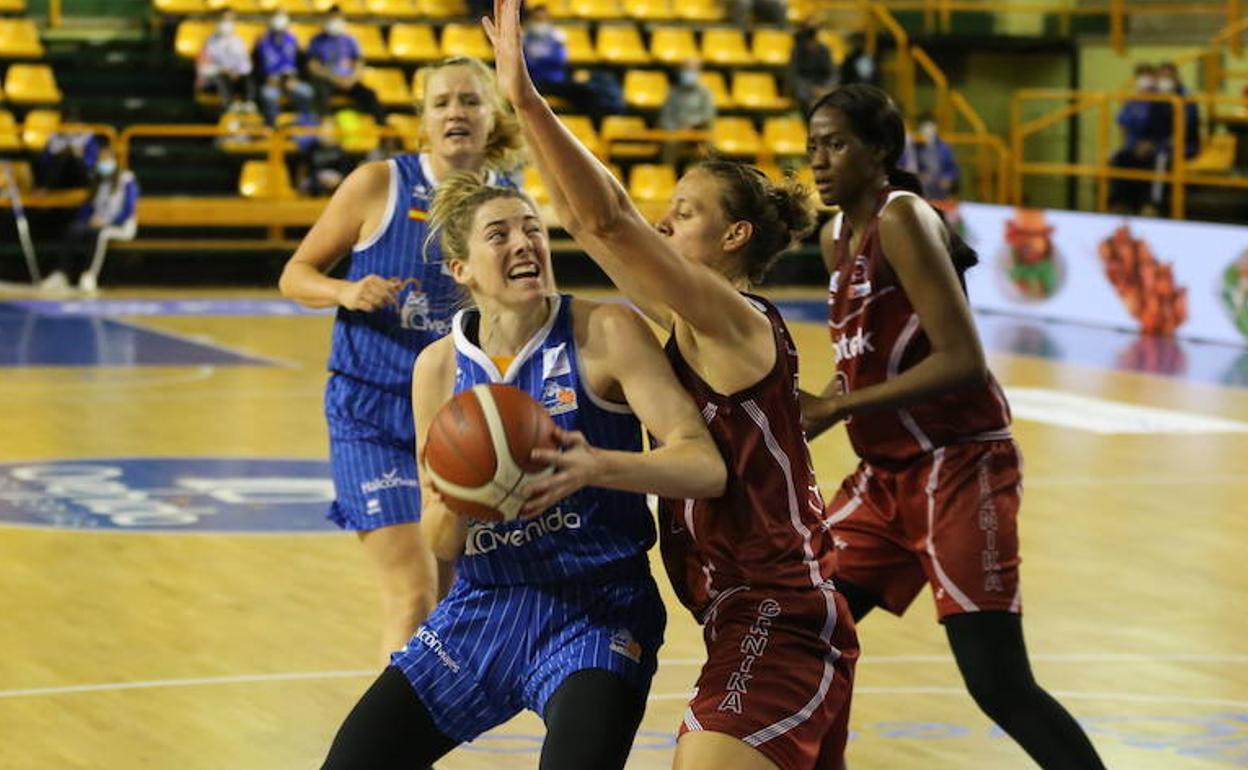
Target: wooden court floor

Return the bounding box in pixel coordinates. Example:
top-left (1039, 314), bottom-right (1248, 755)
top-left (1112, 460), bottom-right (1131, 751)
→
top-left (1, 287), bottom-right (1246, 769)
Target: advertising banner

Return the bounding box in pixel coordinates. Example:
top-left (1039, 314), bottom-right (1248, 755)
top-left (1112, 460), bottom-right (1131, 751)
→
top-left (951, 203), bottom-right (1248, 348)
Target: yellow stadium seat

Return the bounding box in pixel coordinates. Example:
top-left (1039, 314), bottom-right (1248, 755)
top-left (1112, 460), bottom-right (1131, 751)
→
top-left (596, 24), bottom-right (650, 65)
top-left (0, 22), bottom-right (45, 60)
top-left (569, 0), bottom-right (621, 19)
top-left (154, 0), bottom-right (210, 12)
top-left (600, 115), bottom-right (659, 159)
top-left (347, 23), bottom-right (390, 61)
top-left (367, 0), bottom-right (420, 15)
top-left (788, 0), bottom-right (816, 23)
top-left (362, 66), bottom-right (413, 106)
top-left (751, 28), bottom-right (792, 66)
top-left (621, 0), bottom-right (674, 20)
top-left (385, 112), bottom-right (422, 151)
top-left (289, 22), bottom-right (321, 48)
top-left (175, 20), bottom-right (214, 59)
top-left (411, 67), bottom-right (427, 102)
top-left (763, 115), bottom-right (807, 156)
top-left (628, 163), bottom-right (676, 202)
top-left (1188, 133), bottom-right (1237, 173)
top-left (389, 23), bottom-right (441, 62)
top-left (622, 69), bottom-right (668, 109)
top-left (270, 0), bottom-right (316, 11)
top-left (239, 160), bottom-right (294, 198)
top-left (536, 0), bottom-right (572, 17)
top-left (0, 0), bottom-right (26, 10)
top-left (731, 71), bottom-right (790, 110)
top-left (0, 110), bottom-right (23, 152)
top-left (235, 21), bottom-right (266, 49)
top-left (558, 114), bottom-right (601, 156)
top-left (311, 0), bottom-right (369, 12)
top-left (4, 64), bottom-right (61, 106)
top-left (418, 0), bottom-right (466, 17)
top-left (21, 109), bottom-right (60, 151)
top-left (673, 0), bottom-right (721, 20)
top-left (212, 0), bottom-right (272, 11)
top-left (648, 26), bottom-right (698, 65)
top-left (441, 23), bottom-right (493, 60)
top-left (711, 117), bottom-right (760, 157)
top-left (559, 25), bottom-right (597, 65)
top-left (523, 165), bottom-right (550, 203)
top-left (698, 70), bottom-right (732, 109)
top-left (701, 29), bottom-right (753, 66)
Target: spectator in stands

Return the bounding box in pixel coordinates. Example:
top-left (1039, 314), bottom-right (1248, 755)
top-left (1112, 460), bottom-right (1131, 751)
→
top-left (307, 6), bottom-right (384, 123)
top-left (1146, 62), bottom-right (1200, 213)
top-left (523, 5), bottom-right (568, 93)
top-left (39, 146), bottom-right (139, 293)
top-left (839, 32), bottom-right (881, 88)
top-left (658, 59), bottom-right (715, 165)
top-left (196, 10), bottom-right (256, 114)
top-left (788, 22), bottom-right (837, 112)
top-left (1109, 62), bottom-right (1160, 214)
top-left (255, 11), bottom-right (315, 127)
top-left (899, 113), bottom-right (960, 200)
top-left (522, 5), bottom-right (619, 120)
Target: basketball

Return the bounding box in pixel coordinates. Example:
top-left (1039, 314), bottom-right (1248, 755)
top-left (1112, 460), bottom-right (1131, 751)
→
top-left (424, 383), bottom-right (560, 522)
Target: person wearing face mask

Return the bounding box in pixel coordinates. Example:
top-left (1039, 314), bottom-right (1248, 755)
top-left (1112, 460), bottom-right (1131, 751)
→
top-left (1109, 62), bottom-right (1163, 214)
top-left (898, 113), bottom-right (960, 200)
top-left (255, 11), bottom-right (315, 127)
top-left (1145, 61), bottom-right (1200, 212)
top-left (39, 146), bottom-right (139, 293)
top-left (521, 5), bottom-right (619, 120)
top-left (787, 22), bottom-right (837, 113)
top-left (658, 60), bottom-right (715, 165)
top-left (279, 57), bottom-right (523, 665)
top-left (308, 6), bottom-right (384, 122)
top-left (195, 10), bottom-right (255, 115)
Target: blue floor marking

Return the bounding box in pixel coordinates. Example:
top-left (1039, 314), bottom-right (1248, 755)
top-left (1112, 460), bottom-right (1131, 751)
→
top-left (0, 303), bottom-right (273, 367)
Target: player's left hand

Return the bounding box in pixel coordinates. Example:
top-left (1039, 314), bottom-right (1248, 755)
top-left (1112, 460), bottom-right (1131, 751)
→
top-left (521, 428), bottom-right (599, 516)
top-left (482, 0), bottom-right (541, 109)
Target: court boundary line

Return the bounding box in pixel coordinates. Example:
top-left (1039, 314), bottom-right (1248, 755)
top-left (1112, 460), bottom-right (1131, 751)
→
top-left (4, 655), bottom-right (1247, 701)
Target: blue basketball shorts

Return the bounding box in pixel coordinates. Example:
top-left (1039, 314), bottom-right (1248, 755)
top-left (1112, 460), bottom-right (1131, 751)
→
top-left (390, 571), bottom-right (666, 744)
top-left (324, 373), bottom-right (422, 531)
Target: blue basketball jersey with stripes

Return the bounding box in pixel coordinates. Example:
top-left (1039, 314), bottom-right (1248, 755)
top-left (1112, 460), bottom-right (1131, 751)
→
top-left (328, 153), bottom-right (515, 393)
top-left (450, 294), bottom-right (655, 586)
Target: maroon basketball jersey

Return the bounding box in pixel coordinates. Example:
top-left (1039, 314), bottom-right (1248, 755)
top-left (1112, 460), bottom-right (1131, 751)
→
top-left (827, 189), bottom-right (1012, 465)
top-left (660, 295), bottom-right (837, 621)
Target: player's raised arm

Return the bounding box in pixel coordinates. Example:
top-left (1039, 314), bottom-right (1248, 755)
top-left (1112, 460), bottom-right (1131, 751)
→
top-left (482, 0), bottom-right (762, 340)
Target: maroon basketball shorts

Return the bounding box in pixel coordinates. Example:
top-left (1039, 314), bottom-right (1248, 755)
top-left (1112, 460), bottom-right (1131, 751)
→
top-left (826, 439), bottom-right (1023, 620)
top-left (679, 585), bottom-right (858, 769)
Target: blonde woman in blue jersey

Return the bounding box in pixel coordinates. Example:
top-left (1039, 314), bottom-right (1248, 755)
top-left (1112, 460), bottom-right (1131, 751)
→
top-left (320, 174), bottom-right (726, 769)
top-left (279, 56), bottom-right (521, 661)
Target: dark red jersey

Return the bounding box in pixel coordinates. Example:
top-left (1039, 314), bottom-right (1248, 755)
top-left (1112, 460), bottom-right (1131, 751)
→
top-left (827, 189), bottom-right (1012, 465)
top-left (660, 294), bottom-right (837, 621)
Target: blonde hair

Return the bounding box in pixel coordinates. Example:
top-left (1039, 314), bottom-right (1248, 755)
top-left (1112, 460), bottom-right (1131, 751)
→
top-left (428, 171), bottom-right (533, 264)
top-left (416, 56), bottom-right (523, 172)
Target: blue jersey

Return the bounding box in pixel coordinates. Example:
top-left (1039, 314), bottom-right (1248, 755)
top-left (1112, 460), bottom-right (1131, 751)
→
top-left (327, 153), bottom-right (515, 393)
top-left (450, 294), bottom-right (655, 586)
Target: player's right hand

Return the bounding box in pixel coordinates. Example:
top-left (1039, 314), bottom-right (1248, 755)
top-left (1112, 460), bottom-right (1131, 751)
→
top-left (337, 275), bottom-right (400, 312)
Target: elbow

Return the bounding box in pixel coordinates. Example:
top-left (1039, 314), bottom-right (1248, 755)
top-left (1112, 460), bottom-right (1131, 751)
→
top-left (430, 536), bottom-right (461, 564)
top-left (277, 263), bottom-right (297, 299)
top-left (563, 207), bottom-right (626, 241)
top-left (958, 348), bottom-right (989, 388)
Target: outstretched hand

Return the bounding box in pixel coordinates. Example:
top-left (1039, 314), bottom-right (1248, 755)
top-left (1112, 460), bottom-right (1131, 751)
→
top-left (520, 428), bottom-right (601, 517)
top-left (481, 0), bottom-right (540, 108)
